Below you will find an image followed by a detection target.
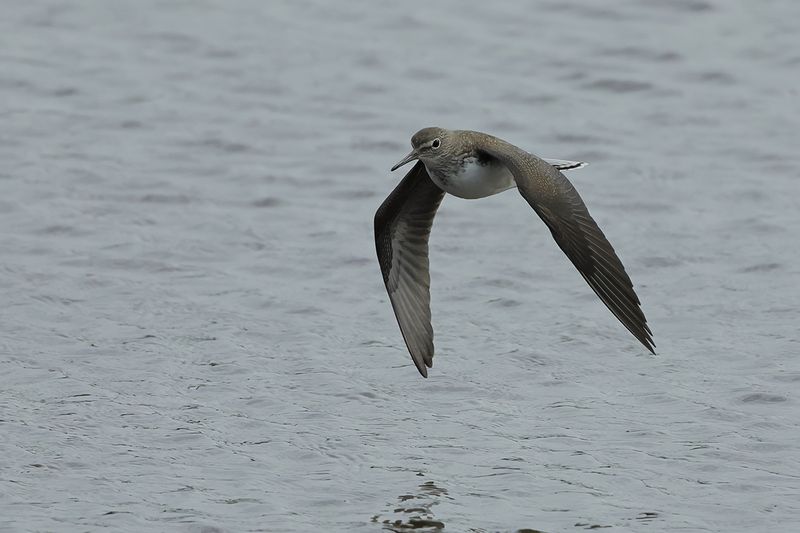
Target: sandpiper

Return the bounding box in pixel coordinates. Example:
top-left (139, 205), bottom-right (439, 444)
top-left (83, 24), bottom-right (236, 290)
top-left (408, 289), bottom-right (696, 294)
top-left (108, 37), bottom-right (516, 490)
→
top-left (375, 127), bottom-right (655, 377)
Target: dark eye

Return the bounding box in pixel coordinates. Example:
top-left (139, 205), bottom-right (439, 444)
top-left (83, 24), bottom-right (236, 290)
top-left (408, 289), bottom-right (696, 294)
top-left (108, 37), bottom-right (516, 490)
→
top-left (431, 138), bottom-right (441, 149)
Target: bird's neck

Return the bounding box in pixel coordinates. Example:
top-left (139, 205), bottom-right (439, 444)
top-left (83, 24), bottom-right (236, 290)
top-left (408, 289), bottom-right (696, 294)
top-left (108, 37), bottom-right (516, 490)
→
top-left (426, 152), bottom-right (479, 179)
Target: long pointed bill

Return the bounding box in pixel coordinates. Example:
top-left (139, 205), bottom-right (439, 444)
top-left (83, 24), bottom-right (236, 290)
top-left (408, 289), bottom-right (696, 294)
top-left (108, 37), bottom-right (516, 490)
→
top-left (390, 150), bottom-right (418, 172)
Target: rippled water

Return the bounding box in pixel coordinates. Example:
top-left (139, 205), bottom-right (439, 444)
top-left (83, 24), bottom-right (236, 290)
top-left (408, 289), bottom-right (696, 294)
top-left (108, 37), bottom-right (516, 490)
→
top-left (2, 1), bottom-right (799, 531)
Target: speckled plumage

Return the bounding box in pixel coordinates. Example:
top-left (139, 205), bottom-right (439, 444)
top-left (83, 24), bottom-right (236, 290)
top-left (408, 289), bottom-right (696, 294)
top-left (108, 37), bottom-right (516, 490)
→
top-left (376, 127), bottom-right (654, 377)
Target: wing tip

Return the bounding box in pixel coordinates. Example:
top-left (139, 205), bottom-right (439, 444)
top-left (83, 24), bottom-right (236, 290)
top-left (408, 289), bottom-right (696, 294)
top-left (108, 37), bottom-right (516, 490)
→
top-left (411, 348), bottom-right (434, 378)
top-left (635, 328), bottom-right (656, 355)
top-left (644, 337), bottom-right (656, 355)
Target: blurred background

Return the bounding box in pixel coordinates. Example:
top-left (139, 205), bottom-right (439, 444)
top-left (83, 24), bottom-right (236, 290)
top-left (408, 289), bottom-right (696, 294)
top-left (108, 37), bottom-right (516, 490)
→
top-left (1, 0), bottom-right (798, 531)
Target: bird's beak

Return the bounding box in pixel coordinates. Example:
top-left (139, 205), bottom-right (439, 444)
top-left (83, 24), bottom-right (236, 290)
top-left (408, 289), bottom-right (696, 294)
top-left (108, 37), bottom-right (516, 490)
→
top-left (391, 150), bottom-right (418, 172)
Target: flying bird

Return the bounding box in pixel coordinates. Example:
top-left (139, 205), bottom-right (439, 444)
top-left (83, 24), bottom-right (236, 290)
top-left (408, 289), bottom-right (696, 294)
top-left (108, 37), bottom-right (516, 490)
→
top-left (374, 127), bottom-right (654, 377)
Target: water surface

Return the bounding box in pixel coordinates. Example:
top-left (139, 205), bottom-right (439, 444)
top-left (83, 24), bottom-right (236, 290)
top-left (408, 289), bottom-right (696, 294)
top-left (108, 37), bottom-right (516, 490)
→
top-left (1, 1), bottom-right (799, 531)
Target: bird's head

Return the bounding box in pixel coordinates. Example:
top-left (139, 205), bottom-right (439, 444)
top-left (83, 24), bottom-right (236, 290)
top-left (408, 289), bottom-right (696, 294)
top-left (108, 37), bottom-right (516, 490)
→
top-left (391, 127), bottom-right (450, 171)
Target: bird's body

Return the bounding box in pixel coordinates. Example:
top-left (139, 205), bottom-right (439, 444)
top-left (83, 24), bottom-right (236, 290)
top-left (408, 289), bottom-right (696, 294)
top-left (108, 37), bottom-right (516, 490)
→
top-left (417, 131), bottom-right (584, 199)
top-left (427, 153), bottom-right (515, 199)
top-left (375, 127), bottom-right (654, 377)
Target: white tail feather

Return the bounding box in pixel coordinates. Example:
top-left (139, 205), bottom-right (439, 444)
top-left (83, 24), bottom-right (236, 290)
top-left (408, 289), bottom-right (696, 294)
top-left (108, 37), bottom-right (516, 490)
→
top-left (544, 158), bottom-right (588, 171)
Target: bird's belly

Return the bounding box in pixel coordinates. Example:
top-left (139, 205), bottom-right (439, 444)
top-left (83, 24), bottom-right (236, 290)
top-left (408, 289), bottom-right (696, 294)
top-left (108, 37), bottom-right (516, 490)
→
top-left (427, 158), bottom-right (516, 199)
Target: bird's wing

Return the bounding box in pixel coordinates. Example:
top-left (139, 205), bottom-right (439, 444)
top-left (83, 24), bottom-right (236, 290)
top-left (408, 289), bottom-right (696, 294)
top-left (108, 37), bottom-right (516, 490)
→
top-left (375, 161), bottom-right (446, 377)
top-left (480, 141), bottom-right (655, 353)
top-left (543, 158), bottom-right (588, 171)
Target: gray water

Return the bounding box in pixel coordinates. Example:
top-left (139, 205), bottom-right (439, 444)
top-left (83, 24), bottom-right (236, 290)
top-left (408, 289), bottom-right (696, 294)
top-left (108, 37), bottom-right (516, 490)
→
top-left (1, 1), bottom-right (799, 531)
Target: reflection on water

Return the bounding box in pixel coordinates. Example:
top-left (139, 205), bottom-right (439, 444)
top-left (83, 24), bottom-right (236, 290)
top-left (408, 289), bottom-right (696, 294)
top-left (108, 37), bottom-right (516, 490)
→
top-left (372, 481), bottom-right (448, 531)
top-left (371, 481), bottom-right (554, 533)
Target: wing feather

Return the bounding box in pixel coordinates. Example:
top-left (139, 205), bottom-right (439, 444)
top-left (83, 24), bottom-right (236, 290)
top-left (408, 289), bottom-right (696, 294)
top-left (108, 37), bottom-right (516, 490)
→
top-left (480, 140), bottom-right (655, 353)
top-left (374, 162), bottom-right (445, 377)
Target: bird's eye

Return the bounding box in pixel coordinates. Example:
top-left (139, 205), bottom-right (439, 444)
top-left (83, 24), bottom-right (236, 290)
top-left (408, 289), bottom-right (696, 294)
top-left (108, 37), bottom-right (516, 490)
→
top-left (431, 138), bottom-right (441, 149)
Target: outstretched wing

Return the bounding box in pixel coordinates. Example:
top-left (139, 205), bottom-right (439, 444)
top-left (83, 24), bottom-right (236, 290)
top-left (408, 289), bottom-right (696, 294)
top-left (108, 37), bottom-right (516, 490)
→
top-left (375, 161), bottom-right (446, 377)
top-left (481, 142), bottom-right (655, 353)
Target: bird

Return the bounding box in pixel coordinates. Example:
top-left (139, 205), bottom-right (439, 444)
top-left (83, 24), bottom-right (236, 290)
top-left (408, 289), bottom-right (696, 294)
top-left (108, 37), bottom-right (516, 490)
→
top-left (374, 127), bottom-right (654, 377)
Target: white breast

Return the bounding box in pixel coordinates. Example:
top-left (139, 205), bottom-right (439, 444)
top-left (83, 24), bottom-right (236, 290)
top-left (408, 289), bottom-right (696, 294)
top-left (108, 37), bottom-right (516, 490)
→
top-left (426, 157), bottom-right (516, 199)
